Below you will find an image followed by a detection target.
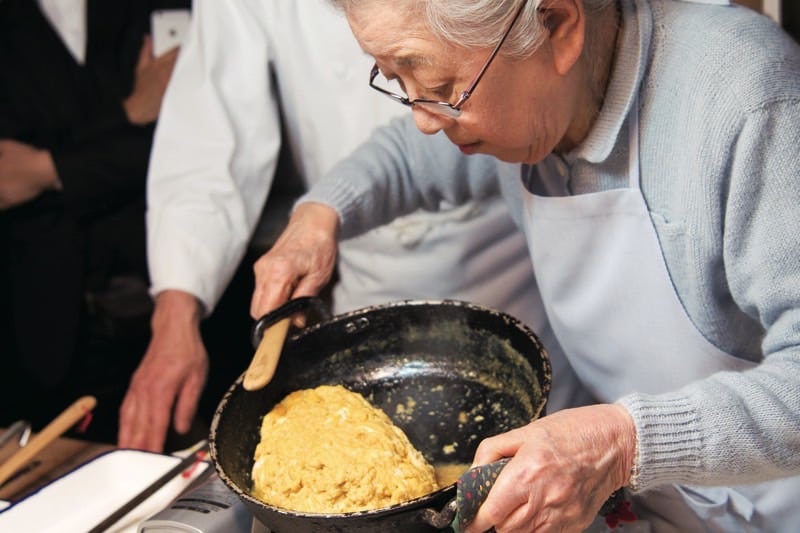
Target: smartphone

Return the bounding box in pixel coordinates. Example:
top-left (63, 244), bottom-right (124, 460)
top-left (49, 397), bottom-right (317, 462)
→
top-left (151, 9), bottom-right (191, 57)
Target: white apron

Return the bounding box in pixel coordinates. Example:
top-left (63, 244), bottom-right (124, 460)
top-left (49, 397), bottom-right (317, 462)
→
top-left (520, 98), bottom-right (800, 531)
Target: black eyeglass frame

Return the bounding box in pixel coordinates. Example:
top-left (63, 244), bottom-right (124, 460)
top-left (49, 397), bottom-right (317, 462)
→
top-left (368, 0), bottom-right (531, 118)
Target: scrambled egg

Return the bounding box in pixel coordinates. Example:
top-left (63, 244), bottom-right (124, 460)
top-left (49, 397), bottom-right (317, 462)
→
top-left (251, 385), bottom-right (439, 513)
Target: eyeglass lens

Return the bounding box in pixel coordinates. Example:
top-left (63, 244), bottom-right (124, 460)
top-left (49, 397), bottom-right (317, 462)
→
top-left (372, 70), bottom-right (462, 118)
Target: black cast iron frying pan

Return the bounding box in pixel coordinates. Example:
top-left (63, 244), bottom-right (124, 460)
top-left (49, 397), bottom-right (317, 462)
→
top-left (210, 299), bottom-right (552, 532)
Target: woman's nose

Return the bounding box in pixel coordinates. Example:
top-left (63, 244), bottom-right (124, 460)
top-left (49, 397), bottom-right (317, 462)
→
top-left (411, 106), bottom-right (455, 135)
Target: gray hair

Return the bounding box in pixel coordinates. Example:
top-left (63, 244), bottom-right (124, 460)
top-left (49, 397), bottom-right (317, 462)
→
top-left (328, 0), bottom-right (617, 60)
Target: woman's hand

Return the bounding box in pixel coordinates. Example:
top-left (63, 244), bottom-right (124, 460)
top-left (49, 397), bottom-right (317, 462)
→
top-left (464, 404), bottom-right (637, 533)
top-left (251, 202), bottom-right (340, 324)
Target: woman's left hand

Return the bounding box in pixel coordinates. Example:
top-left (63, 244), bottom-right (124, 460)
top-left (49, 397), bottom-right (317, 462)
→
top-left (464, 404), bottom-right (637, 533)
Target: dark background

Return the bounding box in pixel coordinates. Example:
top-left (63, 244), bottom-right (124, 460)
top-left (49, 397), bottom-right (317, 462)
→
top-left (784, 3), bottom-right (799, 41)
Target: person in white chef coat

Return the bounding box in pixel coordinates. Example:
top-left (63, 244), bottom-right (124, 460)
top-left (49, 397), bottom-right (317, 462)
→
top-left (248, 0), bottom-right (800, 530)
top-left (120, 0), bottom-right (591, 453)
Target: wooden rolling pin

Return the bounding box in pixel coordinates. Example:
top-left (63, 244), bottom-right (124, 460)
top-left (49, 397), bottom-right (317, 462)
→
top-left (0, 395), bottom-right (97, 487)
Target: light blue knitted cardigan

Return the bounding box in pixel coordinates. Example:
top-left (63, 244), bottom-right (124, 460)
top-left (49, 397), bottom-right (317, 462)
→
top-left (301, 0), bottom-right (800, 500)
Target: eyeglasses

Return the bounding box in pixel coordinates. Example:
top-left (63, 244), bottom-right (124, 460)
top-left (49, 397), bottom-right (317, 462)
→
top-left (369, 0), bottom-right (530, 118)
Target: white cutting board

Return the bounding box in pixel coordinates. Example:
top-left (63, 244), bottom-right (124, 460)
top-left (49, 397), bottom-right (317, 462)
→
top-left (0, 449), bottom-right (209, 532)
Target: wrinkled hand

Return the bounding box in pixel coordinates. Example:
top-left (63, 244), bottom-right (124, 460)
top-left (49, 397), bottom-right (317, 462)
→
top-left (123, 35), bottom-right (180, 125)
top-left (0, 139), bottom-right (59, 209)
top-left (251, 202), bottom-right (340, 324)
top-left (464, 404), bottom-right (636, 533)
top-left (118, 290), bottom-right (208, 452)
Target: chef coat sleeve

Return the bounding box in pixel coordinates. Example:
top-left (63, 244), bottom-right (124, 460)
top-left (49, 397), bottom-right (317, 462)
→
top-left (146, 0), bottom-right (283, 315)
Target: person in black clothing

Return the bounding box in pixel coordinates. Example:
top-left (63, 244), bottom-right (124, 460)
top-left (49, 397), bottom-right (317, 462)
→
top-left (785, 2), bottom-right (799, 42)
top-left (0, 0), bottom-right (190, 445)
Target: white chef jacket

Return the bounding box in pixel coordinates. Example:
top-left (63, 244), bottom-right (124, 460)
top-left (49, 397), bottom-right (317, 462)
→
top-left (146, 0), bottom-right (591, 411)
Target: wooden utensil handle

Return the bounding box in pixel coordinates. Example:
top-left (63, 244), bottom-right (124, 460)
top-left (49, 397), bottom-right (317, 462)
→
top-left (244, 317), bottom-right (291, 391)
top-left (0, 395), bottom-right (97, 487)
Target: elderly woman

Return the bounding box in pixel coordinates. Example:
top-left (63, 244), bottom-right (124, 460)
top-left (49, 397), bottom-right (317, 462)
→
top-left (250, 0), bottom-right (800, 530)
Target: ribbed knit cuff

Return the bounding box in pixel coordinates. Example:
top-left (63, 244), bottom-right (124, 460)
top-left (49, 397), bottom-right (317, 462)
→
top-left (297, 178), bottom-right (368, 239)
top-left (616, 393), bottom-right (703, 491)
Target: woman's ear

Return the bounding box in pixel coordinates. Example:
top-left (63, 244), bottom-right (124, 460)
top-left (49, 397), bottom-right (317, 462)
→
top-left (538, 0), bottom-right (585, 75)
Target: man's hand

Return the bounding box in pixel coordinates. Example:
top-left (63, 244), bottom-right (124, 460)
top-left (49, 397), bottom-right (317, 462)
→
top-left (251, 202), bottom-right (340, 324)
top-left (123, 35), bottom-right (180, 125)
top-left (0, 139), bottom-right (59, 209)
top-left (118, 290), bottom-right (208, 452)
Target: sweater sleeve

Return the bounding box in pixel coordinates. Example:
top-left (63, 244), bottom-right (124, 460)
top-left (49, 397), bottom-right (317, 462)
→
top-left (299, 114), bottom-right (501, 240)
top-left (618, 98), bottom-right (800, 491)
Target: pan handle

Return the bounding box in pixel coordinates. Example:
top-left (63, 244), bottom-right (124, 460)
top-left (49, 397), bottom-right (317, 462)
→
top-left (419, 497), bottom-right (458, 530)
top-left (419, 459), bottom-right (510, 531)
top-left (420, 459), bottom-right (631, 532)
top-left (251, 296), bottom-right (329, 349)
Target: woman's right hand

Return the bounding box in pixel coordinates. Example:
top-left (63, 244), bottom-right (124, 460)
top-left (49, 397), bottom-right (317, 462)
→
top-left (464, 404), bottom-right (636, 533)
top-left (250, 202), bottom-right (340, 325)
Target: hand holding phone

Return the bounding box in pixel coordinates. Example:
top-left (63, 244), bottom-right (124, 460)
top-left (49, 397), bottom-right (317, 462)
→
top-left (151, 9), bottom-right (190, 57)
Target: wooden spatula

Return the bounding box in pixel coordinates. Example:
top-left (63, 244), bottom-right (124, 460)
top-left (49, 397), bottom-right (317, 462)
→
top-left (243, 297), bottom-right (320, 391)
top-left (243, 317), bottom-right (291, 391)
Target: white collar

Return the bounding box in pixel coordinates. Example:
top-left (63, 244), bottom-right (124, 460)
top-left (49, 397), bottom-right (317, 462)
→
top-left (38, 0), bottom-right (87, 64)
top-left (567, 0), bottom-right (651, 165)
